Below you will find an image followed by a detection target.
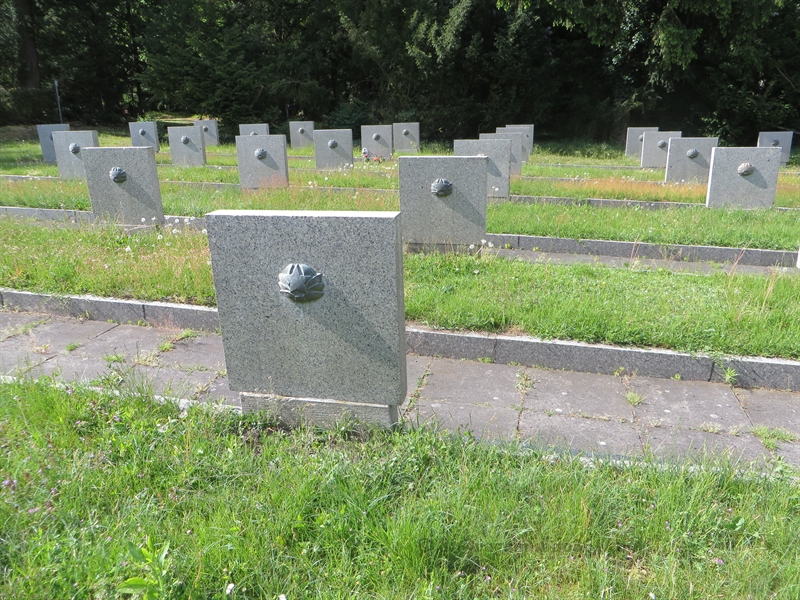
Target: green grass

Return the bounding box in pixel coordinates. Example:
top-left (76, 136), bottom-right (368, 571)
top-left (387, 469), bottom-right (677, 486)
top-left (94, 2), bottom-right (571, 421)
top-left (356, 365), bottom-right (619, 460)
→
top-left (2, 377), bottom-right (800, 599)
top-left (487, 202), bottom-right (800, 251)
top-left (3, 220), bottom-right (800, 359)
top-left (751, 426), bottom-right (800, 450)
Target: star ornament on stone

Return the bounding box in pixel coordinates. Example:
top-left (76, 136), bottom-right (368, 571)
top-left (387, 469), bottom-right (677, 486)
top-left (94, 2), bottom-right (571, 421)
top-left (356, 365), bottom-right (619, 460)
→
top-left (278, 264), bottom-right (324, 302)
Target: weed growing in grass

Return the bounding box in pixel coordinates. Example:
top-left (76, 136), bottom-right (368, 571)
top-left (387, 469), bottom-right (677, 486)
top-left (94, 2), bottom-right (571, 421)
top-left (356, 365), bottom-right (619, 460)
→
top-left (751, 425), bottom-right (800, 450)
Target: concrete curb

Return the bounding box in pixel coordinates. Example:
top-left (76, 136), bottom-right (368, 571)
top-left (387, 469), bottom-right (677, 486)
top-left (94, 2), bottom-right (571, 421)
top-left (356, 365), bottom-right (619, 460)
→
top-left (3, 288), bottom-right (799, 391)
top-left (485, 234), bottom-right (799, 268)
top-left (506, 195), bottom-right (800, 213)
top-left (3, 205), bottom-right (796, 268)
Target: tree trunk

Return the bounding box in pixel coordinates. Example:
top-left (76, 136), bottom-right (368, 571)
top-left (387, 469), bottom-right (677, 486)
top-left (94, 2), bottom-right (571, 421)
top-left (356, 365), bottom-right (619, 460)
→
top-left (14, 0), bottom-right (40, 88)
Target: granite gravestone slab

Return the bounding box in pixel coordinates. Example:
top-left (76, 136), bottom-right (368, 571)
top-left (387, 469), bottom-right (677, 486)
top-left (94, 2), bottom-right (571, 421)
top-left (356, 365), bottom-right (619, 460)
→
top-left (52, 130), bottom-right (99, 180)
top-left (757, 131), bottom-right (794, 165)
top-left (314, 129), bottom-right (353, 169)
top-left (236, 134), bottom-right (289, 189)
top-left (129, 121), bottom-right (159, 152)
top-left (665, 137), bottom-right (718, 183)
top-left (82, 146), bottom-right (164, 225)
top-left (479, 132), bottom-right (523, 176)
top-left (239, 123), bottom-right (269, 136)
top-left (289, 121), bottom-right (314, 148)
top-left (360, 125), bottom-right (392, 159)
top-left (168, 126), bottom-right (206, 166)
top-left (37, 124), bottom-right (70, 164)
top-left (193, 119), bottom-right (219, 146)
top-left (399, 155), bottom-right (488, 248)
top-left (392, 122), bottom-right (420, 153)
top-left (706, 147), bottom-right (781, 209)
top-left (206, 210), bottom-right (406, 425)
top-left (641, 131), bottom-right (682, 168)
top-left (497, 125), bottom-right (533, 160)
top-left (454, 138), bottom-right (511, 197)
top-left (625, 127), bottom-right (658, 158)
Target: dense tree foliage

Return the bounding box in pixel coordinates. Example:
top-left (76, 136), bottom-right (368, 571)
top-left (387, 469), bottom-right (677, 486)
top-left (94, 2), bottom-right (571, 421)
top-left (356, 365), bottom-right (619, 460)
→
top-left (0, 0), bottom-right (797, 143)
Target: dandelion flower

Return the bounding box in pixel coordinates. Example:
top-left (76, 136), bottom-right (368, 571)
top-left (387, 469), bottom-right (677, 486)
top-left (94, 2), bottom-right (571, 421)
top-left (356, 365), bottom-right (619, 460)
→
top-left (157, 234), bottom-right (163, 240)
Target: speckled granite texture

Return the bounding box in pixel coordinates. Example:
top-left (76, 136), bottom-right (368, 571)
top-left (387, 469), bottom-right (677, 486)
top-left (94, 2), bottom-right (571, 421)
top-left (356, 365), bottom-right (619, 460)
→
top-left (706, 147), bottom-right (781, 209)
top-left (665, 137), bottom-right (718, 183)
top-left (360, 125), bottom-right (393, 159)
top-left (289, 121), bottom-right (314, 148)
top-left (454, 138), bottom-right (511, 198)
top-left (236, 134), bottom-right (289, 189)
top-left (129, 122), bottom-right (159, 152)
top-left (641, 131), bottom-right (681, 168)
top-left (82, 146), bottom-right (164, 225)
top-left (479, 132), bottom-right (523, 175)
top-left (757, 131), bottom-right (794, 165)
top-left (168, 126), bottom-right (206, 166)
top-left (399, 155), bottom-right (488, 246)
top-left (192, 119), bottom-right (219, 146)
top-left (36, 124), bottom-right (70, 164)
top-left (206, 210), bottom-right (406, 406)
top-left (497, 125), bottom-right (533, 159)
top-left (313, 129), bottom-right (353, 170)
top-left (392, 122), bottom-right (420, 153)
top-left (53, 130), bottom-right (99, 180)
top-left (239, 123), bottom-right (269, 136)
top-left (625, 126), bottom-right (658, 158)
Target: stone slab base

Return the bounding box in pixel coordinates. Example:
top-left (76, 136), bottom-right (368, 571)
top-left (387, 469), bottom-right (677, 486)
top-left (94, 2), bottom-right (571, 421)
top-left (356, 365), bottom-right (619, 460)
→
top-left (240, 392), bottom-right (399, 428)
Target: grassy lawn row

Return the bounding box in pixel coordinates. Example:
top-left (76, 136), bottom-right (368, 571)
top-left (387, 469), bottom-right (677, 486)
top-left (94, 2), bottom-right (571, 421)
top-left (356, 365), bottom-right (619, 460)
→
top-left (3, 178), bottom-right (800, 251)
top-left (3, 379), bottom-right (798, 599)
top-left (2, 220), bottom-right (800, 359)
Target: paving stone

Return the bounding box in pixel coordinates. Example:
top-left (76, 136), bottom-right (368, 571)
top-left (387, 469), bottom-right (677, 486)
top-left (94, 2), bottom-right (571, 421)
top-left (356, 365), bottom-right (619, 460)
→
top-left (411, 398), bottom-right (519, 440)
top-left (639, 427), bottom-right (769, 465)
top-left (775, 442), bottom-right (800, 467)
top-left (1, 316), bottom-right (117, 354)
top-left (129, 364), bottom-right (218, 399)
top-left (524, 368), bottom-right (633, 421)
top-left (422, 358), bottom-right (522, 407)
top-left (194, 376), bottom-right (240, 407)
top-left (0, 311), bottom-right (51, 340)
top-left (735, 387), bottom-right (800, 436)
top-left (158, 333), bottom-right (226, 373)
top-left (405, 355), bottom-right (432, 400)
top-left (628, 376), bottom-right (749, 432)
top-left (520, 412), bottom-right (643, 456)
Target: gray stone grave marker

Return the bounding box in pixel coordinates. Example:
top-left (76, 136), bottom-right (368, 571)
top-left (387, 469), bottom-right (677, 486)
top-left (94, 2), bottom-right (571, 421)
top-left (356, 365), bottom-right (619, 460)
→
top-left (129, 121), bottom-right (159, 152)
top-left (236, 134), bottom-right (289, 189)
top-left (289, 121), bottom-right (314, 148)
top-left (392, 122), bottom-right (420, 153)
top-left (360, 125), bottom-right (392, 159)
top-left (497, 125), bottom-right (533, 159)
top-left (706, 147), bottom-right (781, 209)
top-left (206, 210), bottom-right (406, 426)
top-left (641, 131), bottom-right (682, 168)
top-left (193, 119), bottom-right (219, 146)
top-left (314, 129), bottom-right (353, 169)
top-left (757, 131), bottom-right (794, 165)
top-left (239, 123), bottom-right (269, 136)
top-left (168, 126), bottom-right (206, 166)
top-left (399, 155), bottom-right (488, 248)
top-left (665, 137), bottom-right (718, 183)
top-left (37, 124), bottom-right (70, 164)
top-left (625, 127), bottom-right (658, 158)
top-left (479, 132), bottom-right (523, 176)
top-left (82, 146), bottom-right (164, 225)
top-left (454, 138), bottom-right (511, 197)
top-left (53, 130), bottom-right (99, 180)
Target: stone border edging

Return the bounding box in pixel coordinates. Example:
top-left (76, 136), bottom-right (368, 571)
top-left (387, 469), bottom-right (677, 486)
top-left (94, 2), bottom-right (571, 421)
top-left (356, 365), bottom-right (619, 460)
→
top-left (2, 287), bottom-right (799, 391)
top-left (3, 205), bottom-right (796, 268)
top-left (485, 234), bottom-right (799, 268)
top-left (506, 195), bottom-right (800, 213)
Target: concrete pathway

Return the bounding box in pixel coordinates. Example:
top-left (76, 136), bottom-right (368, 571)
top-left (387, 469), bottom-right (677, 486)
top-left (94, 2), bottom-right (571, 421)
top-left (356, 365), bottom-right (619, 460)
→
top-left (3, 310), bottom-right (800, 467)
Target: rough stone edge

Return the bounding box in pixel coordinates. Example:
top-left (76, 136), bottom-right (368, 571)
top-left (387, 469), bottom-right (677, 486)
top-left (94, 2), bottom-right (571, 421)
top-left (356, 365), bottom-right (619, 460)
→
top-left (3, 289), bottom-right (800, 391)
top-left (485, 234), bottom-right (798, 267)
top-left (240, 392), bottom-right (399, 427)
